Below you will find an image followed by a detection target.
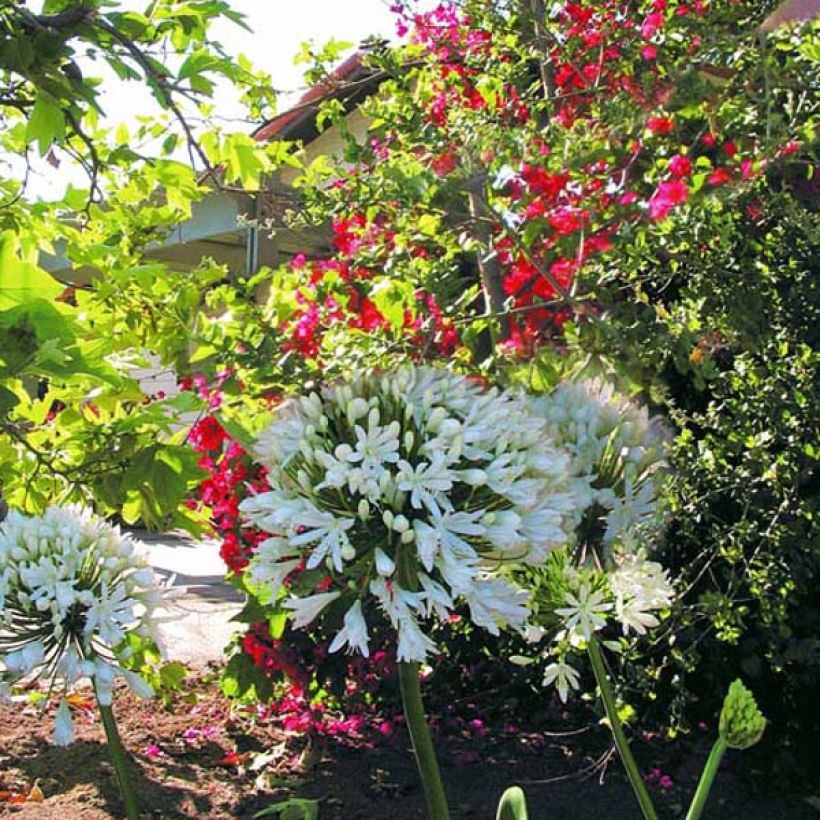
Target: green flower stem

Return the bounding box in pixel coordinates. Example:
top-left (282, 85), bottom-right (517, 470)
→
top-left (96, 694), bottom-right (140, 820)
top-left (685, 736), bottom-right (728, 820)
top-left (398, 660), bottom-right (450, 820)
top-left (587, 637), bottom-right (658, 820)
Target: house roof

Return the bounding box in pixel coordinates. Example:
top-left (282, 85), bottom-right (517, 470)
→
top-left (253, 52), bottom-right (380, 144)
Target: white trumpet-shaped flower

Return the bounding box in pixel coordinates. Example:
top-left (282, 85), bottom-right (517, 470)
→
top-left (555, 584), bottom-right (612, 641)
top-left (282, 590), bottom-right (341, 628)
top-left (328, 600), bottom-right (370, 657)
top-left (543, 659), bottom-right (581, 703)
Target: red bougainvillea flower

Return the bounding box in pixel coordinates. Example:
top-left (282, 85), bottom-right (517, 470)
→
top-left (648, 179), bottom-right (689, 221)
top-left (722, 141), bottom-right (739, 158)
top-left (646, 116), bottom-right (674, 136)
top-left (431, 149), bottom-right (459, 176)
top-left (708, 167), bottom-right (732, 186)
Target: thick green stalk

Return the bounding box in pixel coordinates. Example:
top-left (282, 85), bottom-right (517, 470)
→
top-left (398, 660), bottom-right (450, 820)
top-left (685, 736), bottom-right (728, 820)
top-left (97, 696), bottom-right (140, 820)
top-left (587, 637), bottom-right (658, 820)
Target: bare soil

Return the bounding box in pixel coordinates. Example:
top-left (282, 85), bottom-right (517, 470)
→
top-left (0, 668), bottom-right (812, 819)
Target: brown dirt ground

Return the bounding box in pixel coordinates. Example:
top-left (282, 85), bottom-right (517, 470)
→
top-left (0, 668), bottom-right (813, 820)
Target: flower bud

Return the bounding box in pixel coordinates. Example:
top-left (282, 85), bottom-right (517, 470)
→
top-left (449, 434), bottom-right (463, 460)
top-left (375, 548), bottom-right (395, 576)
top-left (340, 543), bottom-right (357, 562)
top-left (357, 499), bottom-right (371, 520)
top-left (400, 529), bottom-right (415, 544)
top-left (379, 471), bottom-right (393, 493)
top-left (392, 514), bottom-right (410, 533)
top-left (719, 679), bottom-right (766, 749)
top-left (460, 469), bottom-right (487, 486)
top-left (427, 406), bottom-right (447, 432)
top-left (382, 510), bottom-right (395, 529)
top-left (347, 397), bottom-right (369, 426)
top-left (404, 430), bottom-right (415, 451)
top-left (367, 406), bottom-right (381, 429)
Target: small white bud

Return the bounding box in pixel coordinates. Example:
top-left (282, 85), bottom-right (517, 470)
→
top-left (427, 406), bottom-right (447, 432)
top-left (375, 548), bottom-right (395, 576)
top-left (347, 398), bottom-right (369, 426)
top-left (382, 510), bottom-right (395, 529)
top-left (340, 543), bottom-right (356, 562)
top-left (449, 434), bottom-right (463, 460)
top-left (357, 499), bottom-right (371, 520)
top-left (403, 430), bottom-right (415, 451)
top-left (400, 529), bottom-right (415, 544)
top-left (392, 514), bottom-right (410, 533)
top-left (379, 471), bottom-right (393, 493)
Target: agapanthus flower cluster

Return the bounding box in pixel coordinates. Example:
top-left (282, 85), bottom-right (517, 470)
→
top-left (531, 376), bottom-right (669, 551)
top-left (524, 378), bottom-right (674, 699)
top-left (0, 506), bottom-right (167, 744)
top-left (240, 365), bottom-right (584, 663)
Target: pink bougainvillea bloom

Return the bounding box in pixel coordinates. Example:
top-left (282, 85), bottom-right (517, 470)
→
top-left (648, 179), bottom-right (688, 220)
top-left (777, 139), bottom-right (801, 157)
top-left (640, 11), bottom-right (665, 38)
top-left (668, 154), bottom-right (693, 177)
top-left (142, 743), bottom-right (162, 758)
top-left (641, 44), bottom-right (658, 59)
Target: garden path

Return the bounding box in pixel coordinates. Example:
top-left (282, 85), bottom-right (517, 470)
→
top-left (132, 530), bottom-right (242, 666)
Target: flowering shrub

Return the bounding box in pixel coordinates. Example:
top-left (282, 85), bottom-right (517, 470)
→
top-left (172, 0), bottom-right (816, 784)
top-left (0, 506), bottom-right (166, 744)
top-left (239, 365), bottom-right (583, 662)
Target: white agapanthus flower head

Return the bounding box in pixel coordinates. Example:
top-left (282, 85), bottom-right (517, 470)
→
top-left (240, 365), bottom-right (584, 662)
top-left (531, 376), bottom-right (670, 552)
top-left (523, 379), bottom-right (676, 703)
top-left (0, 505), bottom-right (167, 745)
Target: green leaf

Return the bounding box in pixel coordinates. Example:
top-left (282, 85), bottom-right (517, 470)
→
top-left (26, 92), bottom-right (66, 155)
top-left (0, 232), bottom-right (63, 308)
top-left (370, 277), bottom-right (416, 331)
top-left (253, 798), bottom-right (319, 820)
top-left (158, 662), bottom-right (188, 690)
top-left (496, 786), bottom-right (529, 820)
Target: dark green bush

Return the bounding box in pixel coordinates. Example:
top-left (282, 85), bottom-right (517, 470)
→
top-left (579, 174), bottom-right (819, 784)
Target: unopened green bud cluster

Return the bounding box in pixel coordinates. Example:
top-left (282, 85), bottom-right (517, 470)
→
top-left (719, 679), bottom-right (766, 750)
